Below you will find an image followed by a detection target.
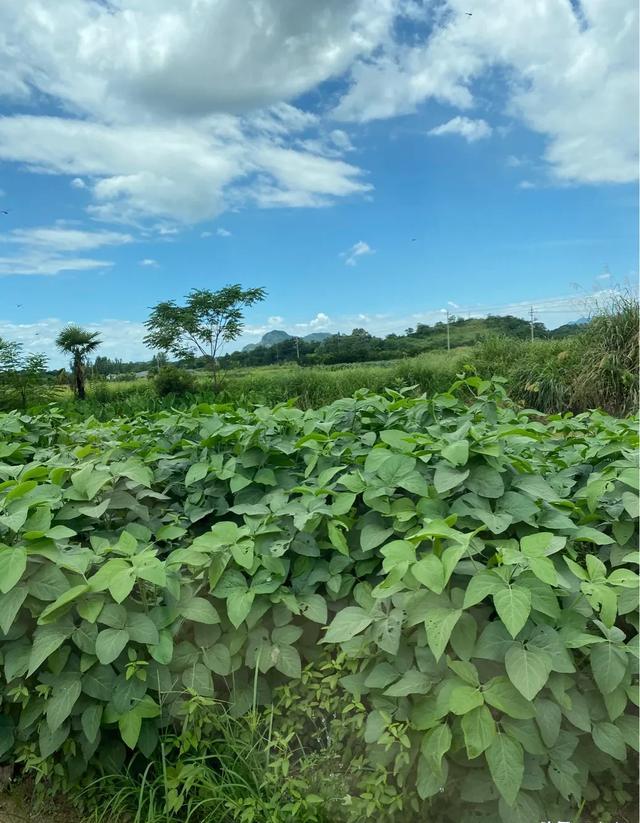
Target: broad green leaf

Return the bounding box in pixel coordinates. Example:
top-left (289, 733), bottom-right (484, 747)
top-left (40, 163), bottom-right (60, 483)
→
top-left (81, 704), bottom-right (103, 743)
top-left (323, 607), bottom-right (373, 643)
top-left (505, 645), bottom-right (552, 701)
top-left (592, 722), bottom-right (627, 760)
top-left (485, 733), bottom-right (524, 807)
top-left (226, 591), bottom-right (255, 629)
top-left (180, 597), bottom-right (220, 625)
top-left (384, 670), bottom-right (430, 697)
top-left (449, 685), bottom-right (484, 715)
top-left (0, 586), bottom-right (27, 634)
top-left (119, 710), bottom-right (142, 749)
top-left (28, 621), bottom-right (74, 676)
top-left (38, 584), bottom-right (90, 624)
top-left (483, 677), bottom-right (536, 719)
top-left (463, 571), bottom-right (505, 608)
top-left (425, 608), bottom-right (462, 662)
top-left (461, 705), bottom-right (496, 758)
top-left (493, 586), bottom-right (531, 638)
top-left (0, 545), bottom-right (27, 593)
top-left (465, 465), bottom-right (504, 499)
top-left (421, 723), bottom-right (451, 776)
top-left (433, 464), bottom-right (469, 494)
top-left (95, 628), bottom-right (129, 665)
top-left (441, 440), bottom-right (469, 467)
top-left (46, 677), bottom-right (82, 732)
top-left (590, 642), bottom-right (627, 694)
top-left (185, 462), bottom-right (208, 487)
top-left (203, 643), bottom-right (231, 676)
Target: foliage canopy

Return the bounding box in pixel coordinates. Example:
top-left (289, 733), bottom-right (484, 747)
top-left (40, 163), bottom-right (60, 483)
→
top-left (0, 377), bottom-right (637, 821)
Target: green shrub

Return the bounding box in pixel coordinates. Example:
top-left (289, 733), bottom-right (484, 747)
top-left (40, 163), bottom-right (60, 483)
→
top-left (154, 366), bottom-right (197, 397)
top-left (0, 378), bottom-right (637, 821)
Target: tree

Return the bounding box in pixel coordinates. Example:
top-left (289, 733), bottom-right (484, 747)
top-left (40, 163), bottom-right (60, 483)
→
top-left (0, 338), bottom-right (51, 410)
top-left (144, 285), bottom-right (267, 387)
top-left (56, 325), bottom-right (102, 400)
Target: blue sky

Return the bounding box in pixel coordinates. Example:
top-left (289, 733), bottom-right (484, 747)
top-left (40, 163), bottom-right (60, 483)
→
top-left (0, 0), bottom-right (637, 366)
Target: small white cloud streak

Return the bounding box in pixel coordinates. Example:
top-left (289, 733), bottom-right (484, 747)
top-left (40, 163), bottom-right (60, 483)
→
top-left (341, 240), bottom-right (374, 266)
top-left (428, 116), bottom-right (492, 142)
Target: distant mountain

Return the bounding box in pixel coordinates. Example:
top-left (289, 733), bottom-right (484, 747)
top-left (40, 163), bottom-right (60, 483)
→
top-left (243, 329), bottom-right (331, 351)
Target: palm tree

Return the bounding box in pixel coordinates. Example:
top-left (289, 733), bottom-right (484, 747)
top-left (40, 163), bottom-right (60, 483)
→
top-left (55, 325), bottom-right (102, 400)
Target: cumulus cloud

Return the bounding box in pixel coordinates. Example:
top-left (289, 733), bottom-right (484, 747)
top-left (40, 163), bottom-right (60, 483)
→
top-left (139, 258), bottom-right (159, 267)
top-left (428, 116), bottom-right (492, 142)
top-left (0, 225), bottom-right (132, 276)
top-left (0, 0), bottom-right (387, 225)
top-left (334, 0), bottom-right (638, 184)
top-left (0, 0), bottom-right (633, 237)
top-left (341, 240), bottom-right (374, 266)
top-left (216, 227), bottom-right (232, 237)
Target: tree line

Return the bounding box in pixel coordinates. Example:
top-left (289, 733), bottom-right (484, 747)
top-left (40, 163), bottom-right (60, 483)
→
top-left (1, 283), bottom-right (583, 408)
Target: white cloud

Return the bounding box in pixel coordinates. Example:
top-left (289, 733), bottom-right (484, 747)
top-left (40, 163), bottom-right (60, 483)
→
top-left (268, 315), bottom-right (284, 325)
top-left (341, 240), bottom-right (374, 266)
top-left (200, 231), bottom-right (212, 238)
top-left (596, 271), bottom-right (612, 280)
top-left (0, 225), bottom-right (132, 276)
top-left (70, 177), bottom-right (86, 189)
top-left (216, 227), bottom-right (232, 237)
top-left (0, 0), bottom-right (387, 225)
top-left (334, 0), bottom-right (638, 184)
top-left (294, 312), bottom-right (332, 331)
top-left (518, 180), bottom-right (536, 190)
top-left (428, 116), bottom-right (492, 142)
top-left (139, 258), bottom-right (159, 267)
top-left (2, 226), bottom-right (133, 252)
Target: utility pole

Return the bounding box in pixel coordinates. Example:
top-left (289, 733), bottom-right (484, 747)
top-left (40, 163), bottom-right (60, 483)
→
top-left (295, 337), bottom-right (300, 363)
top-left (529, 306), bottom-right (535, 342)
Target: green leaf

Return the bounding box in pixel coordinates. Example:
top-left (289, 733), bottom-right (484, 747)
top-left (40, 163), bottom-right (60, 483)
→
top-left (119, 710), bottom-right (142, 749)
top-left (412, 554), bottom-right (444, 593)
top-left (463, 571), bottom-right (505, 608)
top-left (323, 607), bottom-right (373, 643)
top-left (46, 677), bottom-right (82, 732)
top-left (590, 642), bottom-right (627, 694)
top-left (0, 545), bottom-right (27, 593)
top-left (485, 733), bottom-right (524, 807)
top-left (181, 597), bottom-right (220, 625)
top-left (126, 613), bottom-right (160, 645)
top-left (461, 705), bottom-right (496, 758)
top-left (95, 628), bottom-right (129, 665)
top-left (38, 584), bottom-right (90, 624)
top-left (185, 462), bottom-right (208, 487)
top-left (483, 677), bottom-right (536, 719)
top-left (28, 622), bottom-right (73, 676)
top-left (226, 591), bottom-right (255, 629)
top-left (420, 723), bottom-right (452, 777)
top-left (465, 465), bottom-right (504, 499)
top-left (504, 645), bottom-right (552, 701)
top-left (449, 685), bottom-right (484, 715)
top-left (441, 441), bottom-right (469, 467)
top-left (592, 722), bottom-right (627, 760)
top-left (0, 586), bottom-right (27, 634)
top-left (535, 697), bottom-right (561, 747)
top-left (493, 586), bottom-right (531, 638)
top-left (203, 643), bottom-right (231, 676)
top-left (81, 704), bottom-right (103, 743)
top-left (274, 644), bottom-right (301, 679)
top-left (433, 464), bottom-right (469, 494)
top-left (384, 670), bottom-right (430, 697)
top-left (425, 608), bottom-right (462, 662)
top-left (327, 520), bottom-right (349, 556)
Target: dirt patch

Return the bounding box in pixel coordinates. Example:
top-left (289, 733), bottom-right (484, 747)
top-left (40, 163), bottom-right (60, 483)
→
top-left (0, 783), bottom-right (85, 823)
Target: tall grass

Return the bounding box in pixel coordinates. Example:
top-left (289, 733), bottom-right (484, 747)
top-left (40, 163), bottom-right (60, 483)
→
top-left (473, 293), bottom-right (639, 415)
